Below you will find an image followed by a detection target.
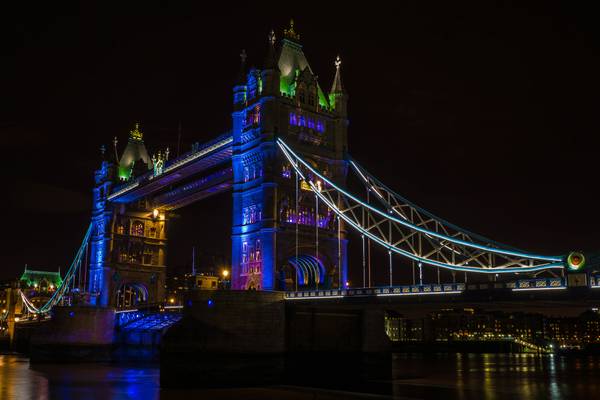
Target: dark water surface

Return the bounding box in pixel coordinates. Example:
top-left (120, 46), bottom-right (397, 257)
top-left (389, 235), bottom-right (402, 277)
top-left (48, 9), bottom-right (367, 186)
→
top-left (2, 353), bottom-right (600, 399)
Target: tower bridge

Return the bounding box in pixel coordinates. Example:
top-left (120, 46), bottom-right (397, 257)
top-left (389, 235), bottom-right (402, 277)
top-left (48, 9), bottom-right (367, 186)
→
top-left (10, 21), bottom-right (596, 326)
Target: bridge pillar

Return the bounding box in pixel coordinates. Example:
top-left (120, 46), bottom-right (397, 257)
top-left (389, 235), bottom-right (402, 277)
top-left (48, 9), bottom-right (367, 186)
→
top-left (230, 28), bottom-right (349, 292)
top-left (161, 290), bottom-right (286, 388)
top-left (29, 306), bottom-right (116, 362)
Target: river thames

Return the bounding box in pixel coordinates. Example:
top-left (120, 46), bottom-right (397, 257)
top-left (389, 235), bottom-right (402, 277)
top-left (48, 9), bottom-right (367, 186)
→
top-left (2, 353), bottom-right (600, 399)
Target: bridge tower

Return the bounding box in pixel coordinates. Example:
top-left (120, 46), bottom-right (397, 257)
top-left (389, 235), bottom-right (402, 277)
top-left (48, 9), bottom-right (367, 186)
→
top-left (89, 125), bottom-right (167, 307)
top-left (231, 22), bottom-right (349, 291)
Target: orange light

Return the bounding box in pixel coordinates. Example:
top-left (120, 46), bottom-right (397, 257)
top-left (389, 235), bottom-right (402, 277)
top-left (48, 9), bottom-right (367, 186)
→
top-left (168, 298), bottom-right (175, 304)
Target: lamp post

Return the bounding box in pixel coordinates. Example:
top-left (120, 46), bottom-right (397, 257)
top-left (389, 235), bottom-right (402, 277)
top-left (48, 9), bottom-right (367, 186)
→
top-left (221, 269), bottom-right (230, 290)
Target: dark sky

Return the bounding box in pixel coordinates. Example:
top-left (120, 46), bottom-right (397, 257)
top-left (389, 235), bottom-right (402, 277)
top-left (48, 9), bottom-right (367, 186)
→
top-left (2, 2), bottom-right (599, 281)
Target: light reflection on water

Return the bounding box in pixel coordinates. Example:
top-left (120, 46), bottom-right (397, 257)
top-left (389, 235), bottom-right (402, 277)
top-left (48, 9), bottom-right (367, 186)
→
top-left (2, 353), bottom-right (600, 399)
top-left (392, 353), bottom-right (600, 399)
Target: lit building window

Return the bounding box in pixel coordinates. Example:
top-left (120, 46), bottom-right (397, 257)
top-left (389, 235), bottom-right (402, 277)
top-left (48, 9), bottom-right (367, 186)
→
top-left (131, 221), bottom-right (144, 236)
top-left (242, 204), bottom-right (262, 225)
top-left (282, 163), bottom-right (292, 178)
top-left (288, 112), bottom-right (325, 133)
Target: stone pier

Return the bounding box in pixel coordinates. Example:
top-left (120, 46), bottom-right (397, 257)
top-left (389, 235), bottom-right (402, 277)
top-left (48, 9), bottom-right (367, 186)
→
top-left (160, 290), bottom-right (392, 388)
top-left (29, 306), bottom-right (115, 362)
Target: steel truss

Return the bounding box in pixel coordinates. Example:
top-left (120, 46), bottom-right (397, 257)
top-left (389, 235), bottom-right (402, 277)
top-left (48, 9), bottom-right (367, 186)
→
top-left (277, 139), bottom-right (565, 274)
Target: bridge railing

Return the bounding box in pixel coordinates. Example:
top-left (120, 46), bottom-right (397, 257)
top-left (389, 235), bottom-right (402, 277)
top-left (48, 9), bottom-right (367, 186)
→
top-left (108, 132), bottom-right (232, 201)
top-left (284, 283), bottom-right (465, 300)
top-left (284, 278), bottom-right (567, 300)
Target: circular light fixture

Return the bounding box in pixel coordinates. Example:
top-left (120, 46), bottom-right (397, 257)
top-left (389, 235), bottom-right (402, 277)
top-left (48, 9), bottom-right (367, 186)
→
top-left (567, 251), bottom-right (586, 271)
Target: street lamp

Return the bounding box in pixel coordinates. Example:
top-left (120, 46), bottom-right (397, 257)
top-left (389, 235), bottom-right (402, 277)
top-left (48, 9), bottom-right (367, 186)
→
top-left (222, 269), bottom-right (229, 279)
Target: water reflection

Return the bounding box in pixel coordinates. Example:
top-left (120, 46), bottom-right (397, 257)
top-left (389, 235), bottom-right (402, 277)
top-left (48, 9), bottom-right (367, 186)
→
top-left (3, 353), bottom-right (600, 399)
top-left (392, 353), bottom-right (600, 399)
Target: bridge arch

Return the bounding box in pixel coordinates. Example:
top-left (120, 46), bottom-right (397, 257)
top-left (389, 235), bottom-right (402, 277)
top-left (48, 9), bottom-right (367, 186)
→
top-left (115, 282), bottom-right (148, 309)
top-left (280, 254), bottom-right (327, 291)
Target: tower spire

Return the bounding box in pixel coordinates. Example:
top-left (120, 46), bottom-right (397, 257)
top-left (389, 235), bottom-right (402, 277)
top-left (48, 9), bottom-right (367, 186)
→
top-left (330, 55), bottom-right (344, 94)
top-left (264, 29), bottom-right (277, 69)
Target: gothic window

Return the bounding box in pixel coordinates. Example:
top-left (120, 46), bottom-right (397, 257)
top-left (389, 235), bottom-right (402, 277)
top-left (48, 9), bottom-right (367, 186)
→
top-left (244, 105), bottom-right (261, 128)
top-left (298, 89), bottom-right (305, 104)
top-left (143, 247), bottom-right (154, 265)
top-left (282, 163), bottom-right (291, 178)
top-left (242, 204), bottom-right (262, 225)
top-left (289, 112), bottom-right (326, 133)
top-left (253, 105), bottom-right (261, 125)
top-left (255, 239), bottom-right (262, 261)
top-left (308, 94), bottom-right (315, 106)
top-left (132, 221), bottom-right (144, 236)
top-left (117, 224), bottom-right (125, 235)
top-left (243, 166), bottom-right (249, 182)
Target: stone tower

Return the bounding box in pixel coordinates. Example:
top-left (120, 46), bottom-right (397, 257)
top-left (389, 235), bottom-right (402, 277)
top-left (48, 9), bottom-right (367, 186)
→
top-left (89, 124), bottom-right (167, 307)
top-left (231, 21), bottom-right (349, 291)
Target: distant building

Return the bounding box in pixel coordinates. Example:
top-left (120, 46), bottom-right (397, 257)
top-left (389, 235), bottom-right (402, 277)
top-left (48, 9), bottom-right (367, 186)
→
top-left (195, 274), bottom-right (219, 290)
top-left (18, 266), bottom-right (63, 311)
top-left (19, 266), bottom-right (63, 290)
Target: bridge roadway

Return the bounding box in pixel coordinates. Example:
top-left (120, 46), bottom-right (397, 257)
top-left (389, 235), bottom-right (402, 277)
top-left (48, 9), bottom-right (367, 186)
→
top-left (284, 277), bottom-right (600, 317)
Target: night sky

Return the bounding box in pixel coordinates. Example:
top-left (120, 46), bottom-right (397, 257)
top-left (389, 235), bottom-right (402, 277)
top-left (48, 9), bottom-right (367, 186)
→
top-left (2, 2), bottom-right (599, 282)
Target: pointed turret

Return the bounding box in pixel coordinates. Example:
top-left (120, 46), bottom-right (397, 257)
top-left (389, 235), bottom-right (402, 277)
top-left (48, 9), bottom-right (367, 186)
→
top-left (329, 55), bottom-right (348, 116)
top-left (277, 20), bottom-right (330, 109)
top-left (330, 55), bottom-right (345, 95)
top-left (264, 29), bottom-right (277, 69)
top-left (261, 29), bottom-right (281, 96)
top-left (118, 123), bottom-right (152, 180)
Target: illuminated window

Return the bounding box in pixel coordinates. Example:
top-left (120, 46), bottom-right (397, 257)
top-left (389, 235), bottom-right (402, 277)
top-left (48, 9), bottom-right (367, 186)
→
top-left (289, 113), bottom-right (297, 126)
top-left (244, 105), bottom-right (261, 128)
top-left (131, 221), bottom-right (144, 236)
top-left (288, 112), bottom-right (325, 133)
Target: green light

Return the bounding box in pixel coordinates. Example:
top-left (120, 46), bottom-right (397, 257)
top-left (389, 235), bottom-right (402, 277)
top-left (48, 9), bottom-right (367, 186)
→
top-left (317, 87), bottom-right (329, 109)
top-left (118, 166), bottom-right (132, 181)
top-left (567, 252), bottom-right (585, 271)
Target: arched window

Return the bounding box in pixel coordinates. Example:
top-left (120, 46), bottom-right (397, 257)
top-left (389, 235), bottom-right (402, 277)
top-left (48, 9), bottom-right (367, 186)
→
top-left (131, 221), bottom-right (144, 236)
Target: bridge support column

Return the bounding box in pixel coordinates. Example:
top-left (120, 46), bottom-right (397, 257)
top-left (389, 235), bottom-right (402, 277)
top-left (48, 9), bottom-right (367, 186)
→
top-left (161, 290), bottom-right (285, 388)
top-left (29, 306), bottom-right (116, 362)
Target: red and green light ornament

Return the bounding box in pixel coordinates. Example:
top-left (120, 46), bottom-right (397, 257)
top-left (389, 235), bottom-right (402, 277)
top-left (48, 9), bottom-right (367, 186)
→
top-left (567, 252), bottom-right (585, 271)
